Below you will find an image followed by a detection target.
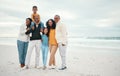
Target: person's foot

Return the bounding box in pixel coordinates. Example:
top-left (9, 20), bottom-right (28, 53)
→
top-left (35, 66), bottom-right (40, 69)
top-left (43, 66), bottom-right (47, 70)
top-left (22, 65), bottom-right (29, 70)
top-left (48, 66), bottom-right (52, 70)
top-left (52, 65), bottom-right (56, 69)
top-left (59, 66), bottom-right (67, 70)
top-left (48, 65), bottom-right (56, 70)
top-left (20, 64), bottom-right (25, 68)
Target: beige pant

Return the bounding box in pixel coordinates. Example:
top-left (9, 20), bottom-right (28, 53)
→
top-left (58, 43), bottom-right (67, 68)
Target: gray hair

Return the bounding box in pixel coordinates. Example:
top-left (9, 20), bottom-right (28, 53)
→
top-left (54, 15), bottom-right (60, 19)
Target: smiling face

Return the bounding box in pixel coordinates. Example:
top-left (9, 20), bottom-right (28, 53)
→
top-left (26, 19), bottom-right (31, 26)
top-left (48, 20), bottom-right (53, 27)
top-left (32, 7), bottom-right (37, 14)
top-left (34, 15), bottom-right (40, 23)
top-left (44, 28), bottom-right (48, 34)
top-left (54, 15), bottom-right (60, 23)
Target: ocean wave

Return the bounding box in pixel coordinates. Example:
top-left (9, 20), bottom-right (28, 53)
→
top-left (87, 37), bottom-right (120, 40)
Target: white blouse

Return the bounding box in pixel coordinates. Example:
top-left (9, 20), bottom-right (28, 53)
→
top-left (17, 24), bottom-right (30, 42)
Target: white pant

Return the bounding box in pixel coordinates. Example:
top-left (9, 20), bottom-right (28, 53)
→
top-left (58, 43), bottom-right (67, 68)
top-left (25, 40), bottom-right (41, 67)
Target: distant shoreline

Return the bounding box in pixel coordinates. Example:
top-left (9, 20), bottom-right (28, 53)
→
top-left (0, 36), bottom-right (120, 50)
top-left (0, 36), bottom-right (120, 40)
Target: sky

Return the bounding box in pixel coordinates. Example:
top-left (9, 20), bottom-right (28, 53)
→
top-left (0, 0), bottom-right (120, 37)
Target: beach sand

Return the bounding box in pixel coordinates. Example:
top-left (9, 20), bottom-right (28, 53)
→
top-left (0, 45), bottom-right (120, 76)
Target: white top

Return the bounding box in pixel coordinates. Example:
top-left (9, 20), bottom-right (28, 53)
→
top-left (17, 24), bottom-right (30, 42)
top-left (55, 21), bottom-right (68, 45)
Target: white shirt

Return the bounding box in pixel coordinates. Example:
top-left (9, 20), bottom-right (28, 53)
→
top-left (17, 24), bottom-right (30, 42)
top-left (55, 21), bottom-right (68, 45)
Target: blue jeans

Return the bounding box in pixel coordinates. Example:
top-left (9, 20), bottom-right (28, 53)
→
top-left (17, 40), bottom-right (28, 64)
top-left (42, 45), bottom-right (49, 66)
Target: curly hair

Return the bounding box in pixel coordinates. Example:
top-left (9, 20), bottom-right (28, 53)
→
top-left (46, 19), bottom-right (56, 37)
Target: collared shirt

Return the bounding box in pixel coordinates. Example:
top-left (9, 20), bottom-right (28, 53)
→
top-left (30, 22), bottom-right (44, 29)
top-left (55, 21), bottom-right (68, 44)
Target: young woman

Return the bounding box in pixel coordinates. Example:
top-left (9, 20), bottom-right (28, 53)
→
top-left (41, 28), bottom-right (49, 70)
top-left (46, 19), bottom-right (58, 69)
top-left (17, 18), bottom-right (32, 68)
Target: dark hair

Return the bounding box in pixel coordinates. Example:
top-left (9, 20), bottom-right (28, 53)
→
top-left (46, 19), bottom-right (56, 29)
top-left (46, 19), bottom-right (56, 37)
top-left (33, 6), bottom-right (37, 9)
top-left (42, 27), bottom-right (49, 37)
top-left (26, 18), bottom-right (32, 27)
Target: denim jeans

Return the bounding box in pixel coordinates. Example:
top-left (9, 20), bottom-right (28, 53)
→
top-left (17, 40), bottom-right (28, 64)
top-left (42, 45), bottom-right (49, 66)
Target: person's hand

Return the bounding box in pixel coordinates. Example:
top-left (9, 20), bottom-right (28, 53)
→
top-left (32, 26), bottom-right (35, 30)
top-left (26, 28), bottom-right (30, 31)
top-left (62, 44), bottom-right (66, 46)
top-left (40, 28), bottom-right (43, 32)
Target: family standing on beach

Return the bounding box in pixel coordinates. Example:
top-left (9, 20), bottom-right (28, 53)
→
top-left (17, 6), bottom-right (68, 70)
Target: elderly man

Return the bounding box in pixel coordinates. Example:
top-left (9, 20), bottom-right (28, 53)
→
top-left (54, 15), bottom-right (68, 70)
top-left (24, 15), bottom-right (44, 69)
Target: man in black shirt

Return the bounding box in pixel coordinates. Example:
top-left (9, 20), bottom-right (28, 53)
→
top-left (24, 15), bottom-right (44, 69)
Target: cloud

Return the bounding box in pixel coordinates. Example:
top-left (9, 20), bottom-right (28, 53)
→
top-left (0, 0), bottom-right (120, 28)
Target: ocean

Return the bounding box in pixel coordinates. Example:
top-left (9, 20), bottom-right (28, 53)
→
top-left (0, 24), bottom-right (120, 49)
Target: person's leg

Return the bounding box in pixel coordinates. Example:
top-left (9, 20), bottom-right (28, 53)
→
top-left (42, 46), bottom-right (48, 70)
top-left (49, 44), bottom-right (52, 66)
top-left (35, 40), bottom-right (41, 67)
top-left (17, 40), bottom-right (24, 66)
top-left (42, 45), bottom-right (45, 66)
top-left (59, 43), bottom-right (67, 68)
top-left (23, 42), bottom-right (29, 65)
top-left (44, 46), bottom-right (49, 66)
top-left (52, 46), bottom-right (58, 66)
top-left (49, 44), bottom-right (52, 53)
top-left (49, 45), bottom-right (57, 66)
top-left (25, 41), bottom-right (35, 67)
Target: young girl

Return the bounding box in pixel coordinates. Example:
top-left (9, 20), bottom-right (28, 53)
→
top-left (41, 27), bottom-right (49, 70)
